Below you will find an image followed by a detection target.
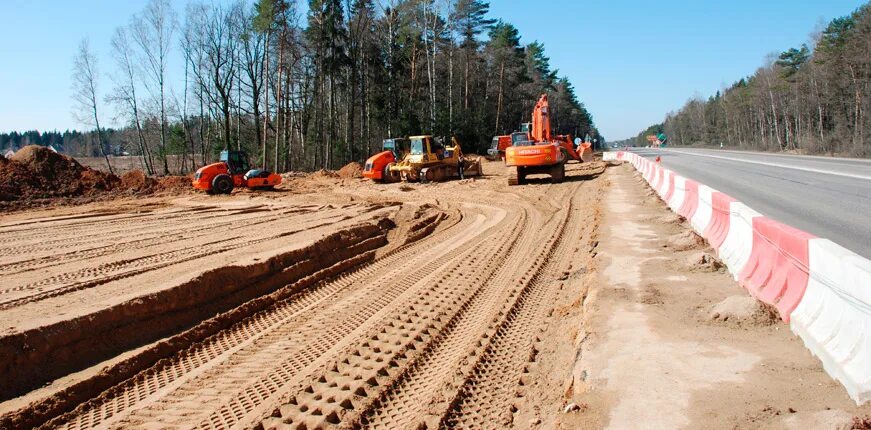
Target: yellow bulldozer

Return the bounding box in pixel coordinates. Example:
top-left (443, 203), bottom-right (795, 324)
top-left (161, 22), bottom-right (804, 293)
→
top-left (367, 135), bottom-right (482, 183)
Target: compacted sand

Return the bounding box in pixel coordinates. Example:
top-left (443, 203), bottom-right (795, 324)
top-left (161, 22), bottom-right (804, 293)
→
top-left (0, 159), bottom-right (867, 429)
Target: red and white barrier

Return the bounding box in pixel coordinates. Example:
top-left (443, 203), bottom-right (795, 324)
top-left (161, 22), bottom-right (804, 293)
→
top-left (668, 175), bottom-right (686, 212)
top-left (690, 184), bottom-right (715, 235)
top-left (703, 192), bottom-right (736, 249)
top-left (605, 150), bottom-right (870, 405)
top-left (719, 202), bottom-right (762, 279)
top-left (739, 217), bottom-right (815, 321)
top-left (662, 171), bottom-right (676, 202)
top-left (677, 179), bottom-right (700, 220)
top-left (791, 239), bottom-right (871, 404)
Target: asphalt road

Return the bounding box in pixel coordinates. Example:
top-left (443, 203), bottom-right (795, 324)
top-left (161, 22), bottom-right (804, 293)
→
top-left (627, 147), bottom-right (871, 259)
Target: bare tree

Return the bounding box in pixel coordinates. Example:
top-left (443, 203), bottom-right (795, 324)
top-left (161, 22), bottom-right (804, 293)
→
top-left (203, 4), bottom-right (240, 149)
top-left (109, 27), bottom-right (155, 174)
top-left (72, 39), bottom-right (114, 175)
top-left (132, 0), bottom-right (177, 175)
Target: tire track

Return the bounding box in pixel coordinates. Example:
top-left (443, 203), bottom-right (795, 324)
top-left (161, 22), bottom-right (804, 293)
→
top-left (0, 206), bottom-right (307, 257)
top-left (258, 208), bottom-right (526, 430)
top-left (357, 208), bottom-right (536, 429)
top-left (440, 183), bottom-right (596, 428)
top-left (46, 205), bottom-right (489, 430)
top-left (0, 212), bottom-right (356, 310)
top-left (0, 207), bottom-right (341, 276)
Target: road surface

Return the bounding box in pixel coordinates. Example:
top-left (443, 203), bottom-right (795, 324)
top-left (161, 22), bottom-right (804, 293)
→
top-left (630, 147), bottom-right (871, 259)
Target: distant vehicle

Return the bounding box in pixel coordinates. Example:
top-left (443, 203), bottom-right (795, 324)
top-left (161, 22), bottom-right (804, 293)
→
top-left (487, 135), bottom-right (512, 161)
top-left (192, 150), bottom-right (281, 194)
top-left (363, 135), bottom-right (482, 183)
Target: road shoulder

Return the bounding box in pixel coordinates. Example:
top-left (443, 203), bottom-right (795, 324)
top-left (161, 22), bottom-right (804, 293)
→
top-left (562, 164), bottom-right (870, 429)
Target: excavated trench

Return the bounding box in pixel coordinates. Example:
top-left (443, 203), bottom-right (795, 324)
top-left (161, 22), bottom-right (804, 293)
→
top-left (0, 208), bottom-right (447, 430)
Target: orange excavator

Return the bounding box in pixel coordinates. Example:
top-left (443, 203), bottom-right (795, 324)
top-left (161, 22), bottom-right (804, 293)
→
top-left (504, 94), bottom-right (593, 185)
top-left (192, 150), bottom-right (282, 194)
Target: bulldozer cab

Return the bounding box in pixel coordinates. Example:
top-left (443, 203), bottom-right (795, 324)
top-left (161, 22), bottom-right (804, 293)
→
top-left (410, 136), bottom-right (451, 161)
top-left (382, 138), bottom-right (409, 160)
top-left (220, 150), bottom-right (250, 174)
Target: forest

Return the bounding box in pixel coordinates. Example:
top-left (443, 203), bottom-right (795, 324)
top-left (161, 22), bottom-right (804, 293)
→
top-left (1, 0), bottom-right (599, 175)
top-left (629, 2), bottom-right (871, 157)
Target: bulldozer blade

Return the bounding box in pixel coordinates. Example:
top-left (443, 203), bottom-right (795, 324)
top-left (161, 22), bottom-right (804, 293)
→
top-left (462, 158), bottom-right (483, 177)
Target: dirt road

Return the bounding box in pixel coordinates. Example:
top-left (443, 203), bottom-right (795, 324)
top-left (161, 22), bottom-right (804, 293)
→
top-left (2, 159), bottom-right (866, 429)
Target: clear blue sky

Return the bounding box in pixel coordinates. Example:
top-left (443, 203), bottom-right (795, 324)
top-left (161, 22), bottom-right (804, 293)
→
top-left (0, 0), bottom-right (866, 140)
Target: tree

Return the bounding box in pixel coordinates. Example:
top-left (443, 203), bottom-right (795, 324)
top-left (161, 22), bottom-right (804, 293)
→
top-left (109, 27), bottom-right (155, 174)
top-left (72, 39), bottom-right (114, 175)
top-left (131, 0), bottom-right (177, 175)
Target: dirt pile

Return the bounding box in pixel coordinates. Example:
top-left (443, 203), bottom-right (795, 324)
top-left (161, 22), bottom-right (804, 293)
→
top-left (0, 145), bottom-right (120, 201)
top-left (705, 296), bottom-right (779, 327)
top-left (156, 175), bottom-right (192, 193)
top-left (666, 230), bottom-right (704, 251)
top-left (337, 162), bottom-right (363, 179)
top-left (121, 170), bottom-right (191, 195)
top-left (0, 147), bottom-right (194, 208)
top-left (310, 169), bottom-right (339, 179)
top-left (121, 170), bottom-right (159, 193)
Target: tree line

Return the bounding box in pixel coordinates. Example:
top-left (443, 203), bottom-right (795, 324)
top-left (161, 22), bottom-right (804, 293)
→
top-left (629, 2), bottom-right (871, 157)
top-left (60, 0), bottom-right (599, 175)
top-left (0, 130), bottom-right (125, 158)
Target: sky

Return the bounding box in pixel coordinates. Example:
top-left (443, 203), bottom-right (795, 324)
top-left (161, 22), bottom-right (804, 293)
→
top-left (0, 0), bottom-right (867, 140)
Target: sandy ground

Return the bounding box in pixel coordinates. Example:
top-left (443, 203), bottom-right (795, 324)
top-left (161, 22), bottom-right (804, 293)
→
top-left (561, 164), bottom-right (871, 429)
top-left (0, 159), bottom-right (867, 429)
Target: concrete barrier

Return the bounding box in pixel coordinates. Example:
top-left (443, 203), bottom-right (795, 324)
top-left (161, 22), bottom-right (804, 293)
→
top-left (739, 217), bottom-right (815, 321)
top-left (791, 239), bottom-right (871, 405)
top-left (719, 202), bottom-right (761, 279)
top-left (691, 185), bottom-right (715, 236)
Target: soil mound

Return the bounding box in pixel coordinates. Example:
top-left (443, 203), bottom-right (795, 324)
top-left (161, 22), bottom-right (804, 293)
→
top-left (1, 145), bottom-right (120, 200)
top-left (666, 230), bottom-right (704, 251)
top-left (121, 170), bottom-right (159, 194)
top-left (156, 175), bottom-right (192, 193)
top-left (338, 162), bottom-right (363, 179)
top-left (705, 296), bottom-right (779, 327)
top-left (310, 169), bottom-right (339, 179)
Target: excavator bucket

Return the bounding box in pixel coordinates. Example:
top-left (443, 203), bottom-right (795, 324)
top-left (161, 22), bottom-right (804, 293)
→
top-left (577, 142), bottom-right (593, 163)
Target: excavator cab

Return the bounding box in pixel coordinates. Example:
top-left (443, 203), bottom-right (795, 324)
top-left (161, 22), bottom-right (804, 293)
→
top-left (511, 131), bottom-right (533, 147)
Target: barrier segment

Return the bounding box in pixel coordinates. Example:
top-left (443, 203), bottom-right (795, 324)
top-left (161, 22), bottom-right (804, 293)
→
top-left (662, 171), bottom-right (677, 202)
top-left (652, 166), bottom-right (664, 190)
top-left (738, 217), bottom-right (815, 321)
top-left (719, 202), bottom-right (761, 279)
top-left (703, 192), bottom-right (735, 248)
top-left (691, 185), bottom-right (715, 236)
top-left (678, 179), bottom-right (700, 220)
top-left (790, 239), bottom-right (871, 405)
top-left (668, 175), bottom-right (687, 212)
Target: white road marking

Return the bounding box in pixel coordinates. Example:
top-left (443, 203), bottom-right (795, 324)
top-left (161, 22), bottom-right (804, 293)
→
top-left (663, 149), bottom-right (871, 181)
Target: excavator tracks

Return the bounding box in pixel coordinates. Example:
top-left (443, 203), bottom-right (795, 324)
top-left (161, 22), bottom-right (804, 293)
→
top-left (1, 162), bottom-right (605, 430)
